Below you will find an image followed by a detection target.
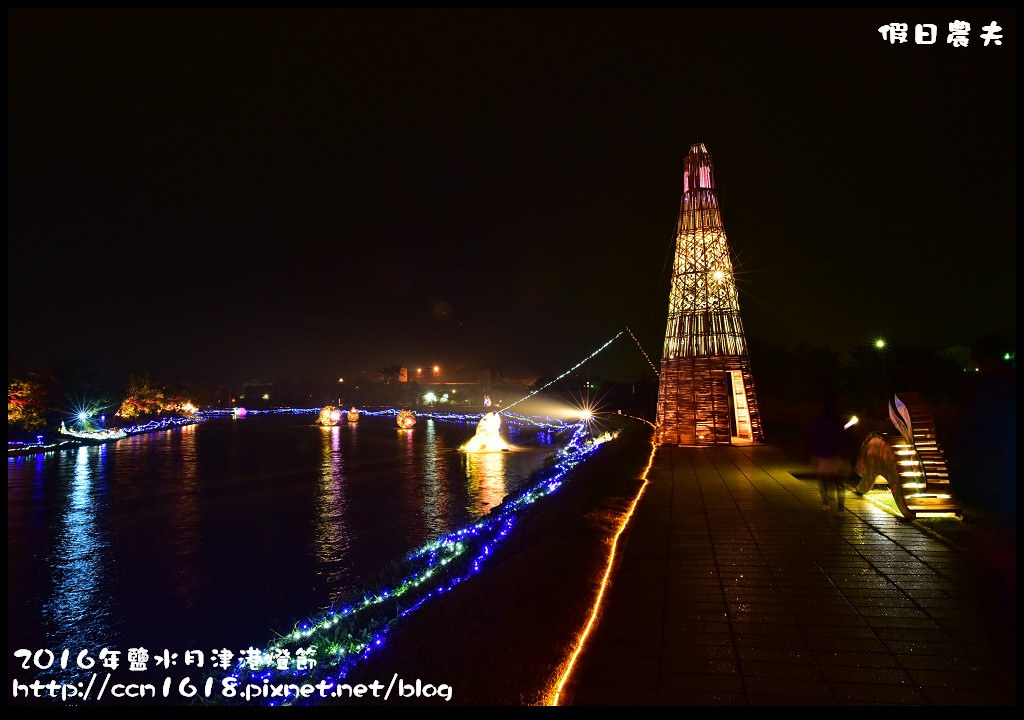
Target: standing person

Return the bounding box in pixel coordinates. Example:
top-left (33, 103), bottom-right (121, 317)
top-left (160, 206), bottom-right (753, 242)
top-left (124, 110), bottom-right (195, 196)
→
top-left (810, 396), bottom-right (847, 514)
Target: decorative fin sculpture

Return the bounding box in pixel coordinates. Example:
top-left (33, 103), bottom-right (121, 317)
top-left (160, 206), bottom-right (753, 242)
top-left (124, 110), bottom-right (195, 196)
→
top-left (854, 392), bottom-right (962, 519)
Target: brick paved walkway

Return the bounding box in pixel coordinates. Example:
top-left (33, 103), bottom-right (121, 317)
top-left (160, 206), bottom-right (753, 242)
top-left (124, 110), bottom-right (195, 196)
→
top-left (562, 445), bottom-right (1015, 706)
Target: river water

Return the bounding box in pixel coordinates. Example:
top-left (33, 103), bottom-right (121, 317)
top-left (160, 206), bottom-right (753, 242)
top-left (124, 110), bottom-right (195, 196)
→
top-left (7, 414), bottom-right (554, 676)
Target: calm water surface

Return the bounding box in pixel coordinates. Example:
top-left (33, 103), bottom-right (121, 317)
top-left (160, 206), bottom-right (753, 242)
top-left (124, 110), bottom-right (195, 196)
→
top-left (7, 415), bottom-right (553, 669)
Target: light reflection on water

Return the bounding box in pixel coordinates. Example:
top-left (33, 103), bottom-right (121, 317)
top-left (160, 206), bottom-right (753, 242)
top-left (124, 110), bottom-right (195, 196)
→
top-left (170, 424), bottom-right (201, 626)
top-left (464, 450), bottom-right (508, 515)
top-left (421, 420), bottom-right (451, 537)
top-left (314, 426), bottom-right (352, 606)
top-left (7, 416), bottom-right (552, 672)
top-left (43, 445), bottom-right (112, 661)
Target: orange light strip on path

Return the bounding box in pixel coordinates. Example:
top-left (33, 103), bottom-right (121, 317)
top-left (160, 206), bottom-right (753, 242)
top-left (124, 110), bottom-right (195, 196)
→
top-left (548, 426), bottom-right (658, 706)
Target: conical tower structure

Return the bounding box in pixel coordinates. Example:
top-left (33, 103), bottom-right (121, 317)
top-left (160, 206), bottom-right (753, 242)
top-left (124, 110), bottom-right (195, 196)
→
top-left (656, 142), bottom-right (763, 445)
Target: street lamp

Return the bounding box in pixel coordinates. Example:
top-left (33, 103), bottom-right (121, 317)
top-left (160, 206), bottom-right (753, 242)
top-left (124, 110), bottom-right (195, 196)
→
top-left (874, 337), bottom-right (888, 393)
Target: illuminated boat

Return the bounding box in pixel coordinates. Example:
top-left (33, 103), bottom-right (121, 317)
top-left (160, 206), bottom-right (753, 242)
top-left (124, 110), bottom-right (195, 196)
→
top-left (347, 407), bottom-right (360, 423)
top-left (317, 406), bottom-right (343, 427)
top-left (396, 410), bottom-right (416, 429)
top-left (58, 421), bottom-right (127, 442)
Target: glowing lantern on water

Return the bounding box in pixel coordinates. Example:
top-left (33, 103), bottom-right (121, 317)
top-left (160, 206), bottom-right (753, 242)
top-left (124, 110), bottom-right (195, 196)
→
top-left (317, 406), bottom-right (342, 426)
top-left (233, 407), bottom-right (247, 417)
top-left (347, 407), bottom-right (360, 423)
top-left (461, 412), bottom-right (511, 453)
top-left (396, 410), bottom-right (416, 429)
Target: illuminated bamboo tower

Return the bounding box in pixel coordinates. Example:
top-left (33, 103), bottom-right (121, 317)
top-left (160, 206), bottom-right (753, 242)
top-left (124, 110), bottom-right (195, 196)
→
top-left (656, 142), bottom-right (763, 445)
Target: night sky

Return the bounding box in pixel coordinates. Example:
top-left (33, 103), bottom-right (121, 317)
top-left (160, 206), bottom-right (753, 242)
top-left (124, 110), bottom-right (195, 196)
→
top-left (8, 9), bottom-right (1016, 387)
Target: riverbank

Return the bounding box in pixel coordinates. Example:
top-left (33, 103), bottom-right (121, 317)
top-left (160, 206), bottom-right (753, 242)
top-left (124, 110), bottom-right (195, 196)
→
top-left (320, 417), bottom-right (655, 706)
top-left (6, 406), bottom-right (567, 459)
top-left (322, 415), bottom-right (1013, 707)
top-left (7, 416), bottom-right (204, 458)
top-left (6, 437), bottom-right (82, 457)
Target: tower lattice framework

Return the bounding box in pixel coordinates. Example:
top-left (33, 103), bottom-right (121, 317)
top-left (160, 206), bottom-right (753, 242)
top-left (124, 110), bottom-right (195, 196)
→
top-left (656, 142), bottom-right (763, 445)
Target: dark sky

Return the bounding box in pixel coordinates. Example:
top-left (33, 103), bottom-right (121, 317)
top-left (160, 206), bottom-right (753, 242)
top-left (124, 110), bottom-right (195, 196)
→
top-left (8, 9), bottom-right (1016, 386)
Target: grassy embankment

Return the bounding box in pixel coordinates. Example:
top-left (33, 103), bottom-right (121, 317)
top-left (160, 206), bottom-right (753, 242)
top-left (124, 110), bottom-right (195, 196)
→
top-left (327, 418), bottom-right (655, 706)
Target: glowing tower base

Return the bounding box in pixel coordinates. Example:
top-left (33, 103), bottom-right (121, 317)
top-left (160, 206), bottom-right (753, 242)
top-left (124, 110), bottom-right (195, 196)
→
top-left (656, 143), bottom-right (763, 446)
top-left (657, 356), bottom-right (761, 445)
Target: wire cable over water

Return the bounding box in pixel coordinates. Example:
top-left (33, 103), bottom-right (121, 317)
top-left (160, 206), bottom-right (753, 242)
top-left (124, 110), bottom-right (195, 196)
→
top-left (500, 332), bottom-right (624, 413)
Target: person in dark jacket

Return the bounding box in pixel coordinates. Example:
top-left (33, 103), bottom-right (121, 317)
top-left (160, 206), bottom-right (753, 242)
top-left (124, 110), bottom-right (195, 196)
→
top-left (810, 396), bottom-right (847, 514)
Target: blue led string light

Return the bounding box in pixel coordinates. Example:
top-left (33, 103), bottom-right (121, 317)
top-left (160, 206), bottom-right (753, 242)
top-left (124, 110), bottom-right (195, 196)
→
top-left (210, 419), bottom-right (616, 706)
top-left (500, 332), bottom-right (623, 413)
top-left (202, 408), bottom-right (320, 417)
top-left (9, 407), bottom-right (572, 459)
top-left (14, 408), bottom-right (566, 456)
top-left (7, 438), bottom-right (80, 455)
top-left (357, 408), bottom-right (571, 431)
top-left (122, 416), bottom-right (203, 434)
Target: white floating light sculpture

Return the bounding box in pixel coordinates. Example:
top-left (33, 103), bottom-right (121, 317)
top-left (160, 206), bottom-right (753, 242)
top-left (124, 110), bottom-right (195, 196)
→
top-left (461, 412), bottom-right (511, 453)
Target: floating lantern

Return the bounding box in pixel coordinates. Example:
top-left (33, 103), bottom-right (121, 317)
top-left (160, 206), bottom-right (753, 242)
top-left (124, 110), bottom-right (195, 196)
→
top-left (396, 410), bottom-right (416, 429)
top-left (317, 406), bottom-right (342, 426)
top-left (461, 411), bottom-right (511, 453)
top-left (347, 407), bottom-right (360, 423)
top-left (233, 407), bottom-right (247, 417)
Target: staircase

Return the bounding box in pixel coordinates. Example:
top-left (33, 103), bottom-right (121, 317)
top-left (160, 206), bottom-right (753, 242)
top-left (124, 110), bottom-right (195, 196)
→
top-left (887, 392), bottom-right (962, 519)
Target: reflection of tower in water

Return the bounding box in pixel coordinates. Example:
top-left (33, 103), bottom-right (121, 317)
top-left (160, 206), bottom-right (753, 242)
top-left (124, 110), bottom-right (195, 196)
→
top-left (314, 426), bottom-right (352, 604)
top-left (464, 451), bottom-right (508, 516)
